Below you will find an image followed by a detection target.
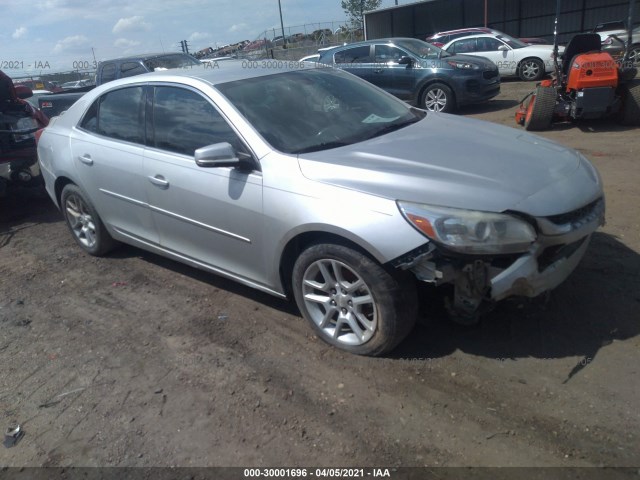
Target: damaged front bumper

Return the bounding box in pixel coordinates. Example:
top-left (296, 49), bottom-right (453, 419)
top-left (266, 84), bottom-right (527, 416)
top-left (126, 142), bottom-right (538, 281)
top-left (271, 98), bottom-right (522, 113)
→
top-left (392, 198), bottom-right (604, 318)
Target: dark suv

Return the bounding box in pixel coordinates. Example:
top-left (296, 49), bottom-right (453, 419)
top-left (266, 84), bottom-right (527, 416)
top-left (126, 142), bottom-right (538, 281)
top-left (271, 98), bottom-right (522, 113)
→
top-left (317, 38), bottom-right (500, 113)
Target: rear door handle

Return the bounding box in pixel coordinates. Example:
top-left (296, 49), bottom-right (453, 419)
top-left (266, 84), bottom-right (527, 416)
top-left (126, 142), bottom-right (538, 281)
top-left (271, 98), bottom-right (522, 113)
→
top-left (373, 69), bottom-right (384, 74)
top-left (148, 175), bottom-right (169, 188)
top-left (78, 154), bottom-right (93, 165)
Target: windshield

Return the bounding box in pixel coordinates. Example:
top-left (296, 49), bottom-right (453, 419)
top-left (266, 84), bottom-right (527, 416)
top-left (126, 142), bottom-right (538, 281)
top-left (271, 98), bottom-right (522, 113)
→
top-left (143, 54), bottom-right (200, 71)
top-left (496, 34), bottom-right (528, 49)
top-left (216, 68), bottom-right (425, 154)
top-left (395, 38), bottom-right (449, 58)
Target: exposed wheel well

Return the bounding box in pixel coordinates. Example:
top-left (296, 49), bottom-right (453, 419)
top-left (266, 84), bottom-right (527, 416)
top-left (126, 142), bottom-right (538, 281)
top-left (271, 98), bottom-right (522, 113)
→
top-left (54, 176), bottom-right (74, 207)
top-left (279, 231), bottom-right (378, 299)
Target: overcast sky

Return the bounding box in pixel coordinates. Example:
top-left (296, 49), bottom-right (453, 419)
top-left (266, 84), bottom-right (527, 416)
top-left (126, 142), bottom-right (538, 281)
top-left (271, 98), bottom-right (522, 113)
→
top-left (0, 0), bottom-right (412, 78)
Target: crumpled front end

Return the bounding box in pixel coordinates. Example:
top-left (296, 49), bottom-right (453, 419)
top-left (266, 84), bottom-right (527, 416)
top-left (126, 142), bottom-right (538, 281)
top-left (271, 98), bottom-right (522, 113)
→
top-left (392, 197), bottom-right (605, 321)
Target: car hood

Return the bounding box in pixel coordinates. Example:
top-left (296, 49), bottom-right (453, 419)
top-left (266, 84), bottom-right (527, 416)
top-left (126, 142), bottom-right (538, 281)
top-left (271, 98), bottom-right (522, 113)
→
top-left (297, 114), bottom-right (601, 217)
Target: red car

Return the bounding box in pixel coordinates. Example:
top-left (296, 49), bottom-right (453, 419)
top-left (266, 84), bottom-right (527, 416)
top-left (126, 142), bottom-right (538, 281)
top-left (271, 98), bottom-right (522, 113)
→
top-left (1, 70), bottom-right (49, 189)
top-left (426, 27), bottom-right (547, 47)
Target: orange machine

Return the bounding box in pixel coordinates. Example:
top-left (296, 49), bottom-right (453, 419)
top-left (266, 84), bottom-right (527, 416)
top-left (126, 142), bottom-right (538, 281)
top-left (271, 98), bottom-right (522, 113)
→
top-left (515, 14), bottom-right (639, 131)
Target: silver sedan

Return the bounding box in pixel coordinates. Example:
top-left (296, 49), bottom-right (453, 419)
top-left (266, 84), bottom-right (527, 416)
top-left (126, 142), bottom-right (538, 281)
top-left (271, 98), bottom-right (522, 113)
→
top-left (37, 62), bottom-right (604, 356)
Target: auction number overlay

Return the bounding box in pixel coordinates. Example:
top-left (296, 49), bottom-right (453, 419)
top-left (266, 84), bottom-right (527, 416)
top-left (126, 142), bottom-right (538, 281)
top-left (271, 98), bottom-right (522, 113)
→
top-left (244, 468), bottom-right (392, 478)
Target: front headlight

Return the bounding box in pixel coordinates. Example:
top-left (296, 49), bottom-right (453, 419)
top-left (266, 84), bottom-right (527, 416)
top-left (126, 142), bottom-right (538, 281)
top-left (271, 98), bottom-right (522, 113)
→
top-left (447, 60), bottom-right (480, 70)
top-left (398, 201), bottom-right (536, 254)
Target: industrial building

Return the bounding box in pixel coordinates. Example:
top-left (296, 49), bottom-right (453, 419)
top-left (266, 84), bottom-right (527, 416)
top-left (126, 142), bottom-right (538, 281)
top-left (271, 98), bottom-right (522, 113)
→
top-left (364, 0), bottom-right (637, 44)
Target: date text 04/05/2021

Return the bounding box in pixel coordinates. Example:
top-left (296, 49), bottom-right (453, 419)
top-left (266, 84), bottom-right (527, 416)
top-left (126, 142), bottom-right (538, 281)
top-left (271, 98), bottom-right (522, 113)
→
top-left (243, 468), bottom-right (392, 478)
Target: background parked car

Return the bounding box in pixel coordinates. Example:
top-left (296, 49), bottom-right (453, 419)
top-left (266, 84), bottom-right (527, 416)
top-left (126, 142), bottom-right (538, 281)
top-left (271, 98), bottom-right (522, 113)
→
top-left (442, 33), bottom-right (562, 81)
top-left (427, 27), bottom-right (547, 47)
top-left (299, 53), bottom-right (320, 64)
top-left (13, 79), bottom-right (62, 93)
top-left (317, 37), bottom-right (500, 113)
top-left (598, 25), bottom-right (640, 65)
top-left (1, 70), bottom-right (49, 190)
top-left (37, 52), bottom-right (202, 119)
top-left (591, 20), bottom-right (627, 40)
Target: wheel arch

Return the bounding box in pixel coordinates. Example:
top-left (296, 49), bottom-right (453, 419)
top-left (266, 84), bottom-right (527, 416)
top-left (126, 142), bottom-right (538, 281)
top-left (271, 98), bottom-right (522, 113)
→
top-left (517, 56), bottom-right (547, 77)
top-left (54, 175), bottom-right (76, 209)
top-left (278, 228), bottom-right (385, 299)
top-left (415, 78), bottom-right (457, 107)
top-left (517, 56), bottom-right (545, 67)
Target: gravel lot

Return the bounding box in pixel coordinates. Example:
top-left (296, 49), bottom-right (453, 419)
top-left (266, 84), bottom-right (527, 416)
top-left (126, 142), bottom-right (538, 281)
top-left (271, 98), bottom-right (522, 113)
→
top-left (1, 79), bottom-right (639, 469)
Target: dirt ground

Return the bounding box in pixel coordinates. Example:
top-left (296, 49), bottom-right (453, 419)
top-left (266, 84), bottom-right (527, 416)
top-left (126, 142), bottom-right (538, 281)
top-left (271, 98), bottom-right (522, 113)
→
top-left (1, 80), bottom-right (639, 469)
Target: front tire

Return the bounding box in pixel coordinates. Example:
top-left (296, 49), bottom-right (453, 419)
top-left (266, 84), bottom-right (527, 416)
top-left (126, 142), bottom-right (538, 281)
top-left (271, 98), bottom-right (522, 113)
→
top-left (61, 184), bottom-right (117, 256)
top-left (292, 243), bottom-right (417, 356)
top-left (524, 85), bottom-right (556, 131)
top-left (420, 83), bottom-right (455, 113)
top-left (518, 58), bottom-right (545, 81)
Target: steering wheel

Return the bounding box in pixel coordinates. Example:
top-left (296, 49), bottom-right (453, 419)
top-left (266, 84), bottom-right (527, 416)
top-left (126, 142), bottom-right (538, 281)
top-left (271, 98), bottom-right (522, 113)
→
top-left (322, 94), bottom-right (341, 113)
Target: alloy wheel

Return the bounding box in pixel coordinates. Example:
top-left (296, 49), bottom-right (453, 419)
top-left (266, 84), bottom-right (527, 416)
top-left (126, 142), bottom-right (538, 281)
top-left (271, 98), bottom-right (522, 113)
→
top-left (65, 193), bottom-right (97, 248)
top-left (424, 88), bottom-right (448, 112)
top-left (521, 60), bottom-right (541, 80)
top-left (301, 259), bottom-right (377, 346)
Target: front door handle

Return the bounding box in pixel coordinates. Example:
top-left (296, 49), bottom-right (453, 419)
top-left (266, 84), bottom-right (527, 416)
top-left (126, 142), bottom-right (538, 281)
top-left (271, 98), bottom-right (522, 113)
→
top-left (148, 175), bottom-right (169, 188)
top-left (373, 68), bottom-right (384, 74)
top-left (78, 154), bottom-right (93, 165)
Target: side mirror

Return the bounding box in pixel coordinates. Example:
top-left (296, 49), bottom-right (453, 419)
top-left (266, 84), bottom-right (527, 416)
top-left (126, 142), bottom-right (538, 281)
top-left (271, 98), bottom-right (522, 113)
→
top-left (15, 85), bottom-right (33, 99)
top-left (195, 142), bottom-right (250, 169)
top-left (398, 56), bottom-right (413, 65)
top-left (498, 45), bottom-right (509, 51)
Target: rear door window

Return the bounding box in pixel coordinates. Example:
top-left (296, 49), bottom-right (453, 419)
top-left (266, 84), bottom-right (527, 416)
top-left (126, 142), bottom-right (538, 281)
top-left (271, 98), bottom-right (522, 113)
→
top-left (450, 38), bottom-right (477, 54)
top-left (374, 45), bottom-right (408, 63)
top-left (477, 37), bottom-right (505, 52)
top-left (95, 87), bottom-right (145, 144)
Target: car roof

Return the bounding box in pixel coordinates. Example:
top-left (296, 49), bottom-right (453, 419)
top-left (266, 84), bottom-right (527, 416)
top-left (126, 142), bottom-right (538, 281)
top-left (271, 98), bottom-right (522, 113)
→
top-left (323, 37), bottom-right (427, 49)
top-left (429, 27), bottom-right (494, 37)
top-left (100, 52), bottom-right (193, 63)
top-left (94, 61), bottom-right (321, 87)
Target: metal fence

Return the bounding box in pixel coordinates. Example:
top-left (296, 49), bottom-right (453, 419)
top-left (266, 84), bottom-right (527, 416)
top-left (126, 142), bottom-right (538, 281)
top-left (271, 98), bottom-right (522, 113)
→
top-left (235, 21), bottom-right (364, 60)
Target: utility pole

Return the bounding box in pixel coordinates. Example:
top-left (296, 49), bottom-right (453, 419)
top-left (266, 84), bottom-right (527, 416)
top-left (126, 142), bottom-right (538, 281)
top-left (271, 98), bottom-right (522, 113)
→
top-left (278, 0), bottom-right (287, 48)
top-left (484, 0), bottom-right (488, 27)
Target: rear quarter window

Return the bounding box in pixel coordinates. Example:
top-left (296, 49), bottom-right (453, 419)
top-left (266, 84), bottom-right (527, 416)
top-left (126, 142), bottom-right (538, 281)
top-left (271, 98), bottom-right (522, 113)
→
top-left (334, 46), bottom-right (372, 64)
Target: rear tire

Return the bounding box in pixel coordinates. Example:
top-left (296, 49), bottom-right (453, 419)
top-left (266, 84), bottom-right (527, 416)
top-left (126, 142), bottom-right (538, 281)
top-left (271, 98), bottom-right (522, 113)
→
top-left (61, 184), bottom-right (117, 256)
top-left (524, 85), bottom-right (556, 131)
top-left (619, 79), bottom-right (640, 126)
top-left (292, 243), bottom-right (417, 356)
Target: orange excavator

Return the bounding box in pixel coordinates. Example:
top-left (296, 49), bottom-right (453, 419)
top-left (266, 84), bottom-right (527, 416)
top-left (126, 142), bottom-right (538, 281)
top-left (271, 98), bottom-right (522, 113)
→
top-left (515, 0), bottom-right (639, 130)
